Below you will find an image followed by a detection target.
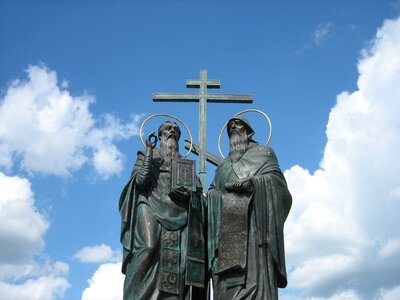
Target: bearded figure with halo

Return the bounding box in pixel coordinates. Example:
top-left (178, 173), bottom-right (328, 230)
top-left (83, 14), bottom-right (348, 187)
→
top-left (119, 120), bottom-right (206, 300)
top-left (208, 116), bottom-right (292, 300)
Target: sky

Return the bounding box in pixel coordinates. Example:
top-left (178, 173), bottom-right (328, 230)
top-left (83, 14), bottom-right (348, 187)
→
top-left (0, 1), bottom-right (400, 299)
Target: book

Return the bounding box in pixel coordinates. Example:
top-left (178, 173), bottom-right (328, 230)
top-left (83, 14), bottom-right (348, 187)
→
top-left (171, 158), bottom-right (196, 192)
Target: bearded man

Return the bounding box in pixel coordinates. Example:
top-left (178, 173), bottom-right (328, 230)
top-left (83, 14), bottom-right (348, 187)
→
top-left (119, 121), bottom-right (206, 300)
top-left (208, 117), bottom-right (292, 300)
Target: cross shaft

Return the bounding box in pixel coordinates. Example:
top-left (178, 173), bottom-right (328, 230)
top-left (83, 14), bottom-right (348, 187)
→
top-left (153, 70), bottom-right (253, 191)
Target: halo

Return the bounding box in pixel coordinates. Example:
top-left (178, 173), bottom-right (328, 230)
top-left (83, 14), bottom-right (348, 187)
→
top-left (139, 113), bottom-right (193, 158)
top-left (218, 109), bottom-right (273, 158)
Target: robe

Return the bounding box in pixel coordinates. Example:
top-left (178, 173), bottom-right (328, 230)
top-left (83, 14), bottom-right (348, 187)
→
top-left (208, 142), bottom-right (292, 300)
top-left (119, 149), bottom-right (206, 300)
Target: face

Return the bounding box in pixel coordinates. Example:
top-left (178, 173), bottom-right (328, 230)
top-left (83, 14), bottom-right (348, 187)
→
top-left (159, 122), bottom-right (180, 142)
top-left (228, 119), bottom-right (247, 137)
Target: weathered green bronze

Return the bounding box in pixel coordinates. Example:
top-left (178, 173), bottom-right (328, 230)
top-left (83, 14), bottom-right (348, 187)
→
top-left (119, 121), bottom-right (207, 300)
top-left (120, 72), bottom-right (292, 300)
top-left (184, 139), bottom-right (221, 167)
top-left (207, 117), bottom-right (292, 299)
top-left (153, 70), bottom-right (253, 192)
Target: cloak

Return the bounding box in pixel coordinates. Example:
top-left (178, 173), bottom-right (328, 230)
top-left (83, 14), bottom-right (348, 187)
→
top-left (119, 148), bottom-right (206, 289)
top-left (208, 142), bottom-right (292, 290)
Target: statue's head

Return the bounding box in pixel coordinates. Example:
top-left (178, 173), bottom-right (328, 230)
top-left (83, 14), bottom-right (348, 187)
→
top-left (158, 121), bottom-right (181, 143)
top-left (158, 121), bottom-right (181, 163)
top-left (227, 117), bottom-right (254, 162)
top-left (227, 117), bottom-right (255, 139)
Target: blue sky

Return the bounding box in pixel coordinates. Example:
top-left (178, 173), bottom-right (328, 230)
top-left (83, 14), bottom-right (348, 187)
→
top-left (1, 1), bottom-right (400, 300)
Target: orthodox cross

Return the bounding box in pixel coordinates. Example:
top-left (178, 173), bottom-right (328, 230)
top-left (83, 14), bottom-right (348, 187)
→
top-left (153, 69), bottom-right (253, 191)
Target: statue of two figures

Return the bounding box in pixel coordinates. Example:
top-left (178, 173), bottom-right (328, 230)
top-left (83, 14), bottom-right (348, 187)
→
top-left (119, 114), bottom-right (292, 300)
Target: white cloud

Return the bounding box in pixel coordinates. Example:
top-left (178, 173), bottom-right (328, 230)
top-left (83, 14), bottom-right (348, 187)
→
top-left (281, 289), bottom-right (362, 300)
top-left (0, 172), bottom-right (48, 266)
top-left (0, 172), bottom-right (70, 298)
top-left (81, 263), bottom-right (124, 300)
top-left (0, 64), bottom-right (142, 178)
top-left (379, 285), bottom-right (400, 300)
top-left (0, 276), bottom-right (69, 300)
top-left (92, 145), bottom-right (124, 179)
top-left (284, 17), bottom-right (400, 298)
top-left (0, 257), bottom-right (69, 284)
top-left (295, 21), bottom-right (333, 55)
top-left (73, 244), bottom-right (121, 264)
top-left (313, 22), bottom-right (333, 46)
top-left (379, 237), bottom-right (400, 258)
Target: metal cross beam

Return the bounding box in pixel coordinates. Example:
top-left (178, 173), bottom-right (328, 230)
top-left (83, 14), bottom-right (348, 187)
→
top-left (153, 69), bottom-right (253, 191)
top-left (184, 140), bottom-right (220, 167)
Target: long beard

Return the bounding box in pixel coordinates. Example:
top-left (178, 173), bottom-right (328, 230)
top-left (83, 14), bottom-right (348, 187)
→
top-left (229, 132), bottom-right (248, 163)
top-left (160, 137), bottom-right (179, 169)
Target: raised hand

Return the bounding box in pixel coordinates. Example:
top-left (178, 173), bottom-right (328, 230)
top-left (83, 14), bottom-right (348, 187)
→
top-left (146, 131), bottom-right (158, 149)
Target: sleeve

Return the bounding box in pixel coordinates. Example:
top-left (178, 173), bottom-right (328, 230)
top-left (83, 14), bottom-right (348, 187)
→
top-left (251, 151), bottom-right (292, 288)
top-left (135, 150), bottom-right (153, 187)
top-left (118, 151), bottom-right (146, 274)
top-left (207, 178), bottom-right (223, 272)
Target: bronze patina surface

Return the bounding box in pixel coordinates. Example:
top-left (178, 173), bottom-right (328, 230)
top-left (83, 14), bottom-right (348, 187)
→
top-left (153, 70), bottom-right (253, 191)
top-left (208, 117), bottom-right (292, 300)
top-left (119, 122), bottom-right (207, 300)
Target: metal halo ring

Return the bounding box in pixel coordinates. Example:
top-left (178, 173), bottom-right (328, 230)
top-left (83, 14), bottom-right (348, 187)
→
top-left (217, 109), bottom-right (273, 158)
top-left (139, 113), bottom-right (193, 158)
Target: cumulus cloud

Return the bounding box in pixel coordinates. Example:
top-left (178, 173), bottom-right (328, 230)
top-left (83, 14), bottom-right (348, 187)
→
top-left (0, 276), bottom-right (69, 300)
top-left (0, 172), bottom-right (48, 267)
top-left (284, 17), bottom-right (400, 299)
top-left (0, 172), bottom-right (69, 298)
top-left (73, 244), bottom-right (121, 264)
top-left (0, 64), bottom-right (142, 178)
top-left (81, 263), bottom-right (124, 300)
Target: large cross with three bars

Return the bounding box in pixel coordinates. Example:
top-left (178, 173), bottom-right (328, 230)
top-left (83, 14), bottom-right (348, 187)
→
top-left (153, 69), bottom-right (253, 191)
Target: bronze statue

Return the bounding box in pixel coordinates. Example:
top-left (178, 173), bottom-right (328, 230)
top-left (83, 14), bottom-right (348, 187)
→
top-left (208, 117), bottom-right (292, 299)
top-left (119, 121), bottom-right (207, 300)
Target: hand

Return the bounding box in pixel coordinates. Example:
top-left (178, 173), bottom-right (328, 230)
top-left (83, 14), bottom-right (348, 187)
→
top-left (169, 186), bottom-right (190, 203)
top-left (225, 178), bottom-right (254, 193)
top-left (146, 131), bottom-right (157, 149)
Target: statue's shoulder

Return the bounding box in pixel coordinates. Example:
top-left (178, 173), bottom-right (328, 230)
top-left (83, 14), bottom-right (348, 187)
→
top-left (215, 156), bottom-right (231, 171)
top-left (134, 150), bottom-right (148, 165)
top-left (251, 144), bottom-right (276, 158)
top-left (136, 149), bottom-right (146, 157)
top-left (136, 148), bottom-right (162, 159)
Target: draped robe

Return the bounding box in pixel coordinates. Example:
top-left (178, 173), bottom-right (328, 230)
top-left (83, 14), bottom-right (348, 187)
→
top-left (119, 149), bottom-right (206, 300)
top-left (208, 142), bottom-right (292, 300)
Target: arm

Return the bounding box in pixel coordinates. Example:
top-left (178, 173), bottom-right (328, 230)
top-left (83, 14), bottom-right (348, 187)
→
top-left (136, 132), bottom-right (157, 187)
top-left (225, 178), bottom-right (254, 193)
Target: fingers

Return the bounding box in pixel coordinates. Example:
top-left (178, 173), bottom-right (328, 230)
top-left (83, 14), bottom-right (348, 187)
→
top-left (233, 180), bottom-right (244, 188)
top-left (170, 187), bottom-right (190, 202)
top-left (174, 186), bottom-right (189, 195)
top-left (230, 179), bottom-right (253, 192)
top-left (146, 131), bottom-right (158, 148)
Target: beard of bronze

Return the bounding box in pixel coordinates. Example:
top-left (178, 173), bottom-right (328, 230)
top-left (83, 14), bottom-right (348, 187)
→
top-left (229, 131), bottom-right (249, 163)
top-left (160, 136), bottom-right (179, 169)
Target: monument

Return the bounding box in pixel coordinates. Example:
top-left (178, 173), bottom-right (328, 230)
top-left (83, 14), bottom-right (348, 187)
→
top-left (119, 70), bottom-right (292, 299)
